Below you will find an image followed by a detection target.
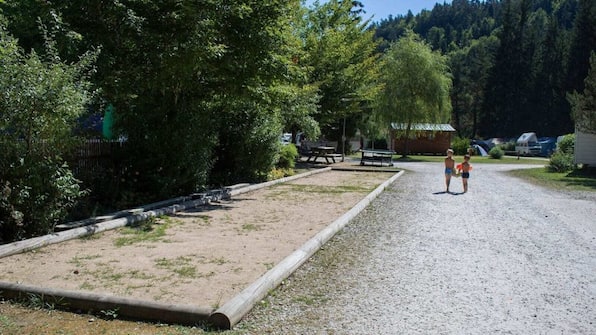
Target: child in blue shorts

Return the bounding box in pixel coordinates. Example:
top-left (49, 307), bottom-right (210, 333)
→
top-left (444, 149), bottom-right (455, 193)
top-left (456, 154), bottom-right (472, 193)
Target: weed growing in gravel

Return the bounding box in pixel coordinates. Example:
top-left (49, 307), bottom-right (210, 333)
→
top-left (155, 256), bottom-right (199, 278)
top-left (23, 293), bottom-right (63, 311)
top-left (208, 257), bottom-right (229, 265)
top-left (67, 254), bottom-right (102, 266)
top-left (129, 269), bottom-right (154, 280)
top-left (99, 308), bottom-right (119, 319)
top-left (292, 294), bottom-right (316, 305)
top-left (192, 215), bottom-right (211, 226)
top-left (0, 315), bottom-right (15, 330)
top-left (241, 223), bottom-right (260, 231)
top-left (79, 281), bottom-right (95, 290)
top-left (114, 217), bottom-right (171, 247)
top-left (268, 184), bottom-right (372, 197)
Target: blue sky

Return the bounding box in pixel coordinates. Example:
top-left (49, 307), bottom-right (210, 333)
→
top-left (304, 0), bottom-right (453, 22)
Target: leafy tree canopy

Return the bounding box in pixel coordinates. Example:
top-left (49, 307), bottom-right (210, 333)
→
top-left (375, 31), bottom-right (452, 139)
top-left (569, 52), bottom-right (596, 134)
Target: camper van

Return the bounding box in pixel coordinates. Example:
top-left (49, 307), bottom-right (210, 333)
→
top-left (516, 132), bottom-right (542, 156)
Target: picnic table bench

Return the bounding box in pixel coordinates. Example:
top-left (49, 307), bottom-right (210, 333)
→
top-left (359, 149), bottom-right (395, 166)
top-left (307, 146), bottom-right (341, 164)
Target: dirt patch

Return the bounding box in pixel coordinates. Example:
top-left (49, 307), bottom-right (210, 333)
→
top-left (0, 169), bottom-right (394, 311)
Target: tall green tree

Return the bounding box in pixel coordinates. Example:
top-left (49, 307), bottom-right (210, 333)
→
top-left (568, 52), bottom-right (596, 134)
top-left (481, 0), bottom-right (534, 137)
top-left (3, 1), bottom-right (305, 201)
top-left (567, 0), bottom-right (596, 94)
top-left (529, 9), bottom-right (573, 136)
top-left (375, 31), bottom-right (452, 156)
top-left (303, 0), bottom-right (381, 150)
top-left (448, 35), bottom-right (499, 137)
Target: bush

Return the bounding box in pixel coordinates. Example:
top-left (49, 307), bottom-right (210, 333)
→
top-left (451, 137), bottom-right (470, 155)
top-left (548, 151), bottom-right (575, 172)
top-left (0, 22), bottom-right (95, 242)
top-left (557, 133), bottom-right (575, 154)
top-left (0, 155), bottom-right (87, 242)
top-left (499, 141), bottom-right (516, 152)
top-left (488, 146), bottom-right (504, 159)
top-left (276, 144), bottom-right (299, 169)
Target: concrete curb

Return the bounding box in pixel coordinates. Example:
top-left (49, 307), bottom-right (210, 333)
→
top-left (209, 170), bottom-right (405, 329)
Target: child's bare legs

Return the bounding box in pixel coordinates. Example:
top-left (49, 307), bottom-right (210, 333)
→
top-left (462, 177), bottom-right (468, 193)
top-left (445, 174), bottom-right (451, 192)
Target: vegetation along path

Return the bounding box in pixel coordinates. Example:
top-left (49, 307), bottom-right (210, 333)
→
top-left (235, 161), bottom-right (596, 334)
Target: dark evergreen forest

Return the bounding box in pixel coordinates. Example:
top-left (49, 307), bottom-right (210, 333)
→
top-left (373, 0), bottom-right (595, 139)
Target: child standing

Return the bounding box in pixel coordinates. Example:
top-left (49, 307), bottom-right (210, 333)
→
top-left (444, 149), bottom-right (455, 193)
top-left (457, 154), bottom-right (472, 193)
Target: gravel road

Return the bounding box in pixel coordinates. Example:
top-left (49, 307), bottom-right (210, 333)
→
top-left (232, 161), bottom-right (596, 334)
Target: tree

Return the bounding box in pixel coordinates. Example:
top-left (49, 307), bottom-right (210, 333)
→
top-left (0, 16), bottom-right (96, 242)
top-left (481, 0), bottom-right (534, 137)
top-left (568, 52), bottom-right (596, 134)
top-left (567, 0), bottom-right (596, 94)
top-left (448, 35), bottom-right (499, 138)
top-left (4, 1), bottom-right (306, 199)
top-left (303, 0), bottom-right (381, 151)
top-left (375, 31), bottom-right (452, 156)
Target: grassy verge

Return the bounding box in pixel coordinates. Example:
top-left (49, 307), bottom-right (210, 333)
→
top-left (508, 167), bottom-right (596, 192)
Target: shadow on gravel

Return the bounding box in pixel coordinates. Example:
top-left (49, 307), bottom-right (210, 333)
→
top-left (433, 191), bottom-right (464, 195)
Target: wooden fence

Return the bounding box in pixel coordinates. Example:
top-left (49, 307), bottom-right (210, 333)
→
top-left (70, 139), bottom-right (126, 179)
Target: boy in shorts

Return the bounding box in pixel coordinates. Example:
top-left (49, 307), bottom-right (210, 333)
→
top-left (444, 149), bottom-right (455, 193)
top-left (458, 154), bottom-right (472, 193)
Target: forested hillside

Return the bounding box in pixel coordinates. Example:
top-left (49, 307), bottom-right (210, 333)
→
top-left (373, 0), bottom-right (595, 138)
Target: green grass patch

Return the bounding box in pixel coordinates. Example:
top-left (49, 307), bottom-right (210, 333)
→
top-left (241, 223), bottom-right (260, 231)
top-left (155, 256), bottom-right (198, 278)
top-left (509, 167), bottom-right (596, 192)
top-left (0, 314), bottom-right (16, 331)
top-left (114, 217), bottom-right (170, 247)
top-left (277, 184), bottom-right (373, 194)
top-left (292, 293), bottom-right (329, 306)
top-left (208, 257), bottom-right (229, 265)
top-left (67, 254), bottom-right (102, 266)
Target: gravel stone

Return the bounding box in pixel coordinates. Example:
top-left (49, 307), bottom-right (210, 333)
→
top-left (233, 162), bottom-right (596, 334)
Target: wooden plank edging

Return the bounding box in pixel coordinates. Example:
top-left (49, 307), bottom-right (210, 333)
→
top-left (0, 197), bottom-right (216, 259)
top-left (209, 170), bottom-right (405, 329)
top-left (0, 281), bottom-right (212, 325)
top-left (229, 167), bottom-right (332, 196)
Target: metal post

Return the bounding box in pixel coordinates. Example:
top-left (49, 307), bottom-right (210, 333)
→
top-left (342, 116), bottom-right (346, 162)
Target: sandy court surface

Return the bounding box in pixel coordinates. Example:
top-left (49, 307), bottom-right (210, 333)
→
top-left (0, 168), bottom-right (395, 309)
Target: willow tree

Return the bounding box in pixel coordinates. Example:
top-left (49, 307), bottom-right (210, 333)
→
top-left (375, 31), bottom-right (452, 156)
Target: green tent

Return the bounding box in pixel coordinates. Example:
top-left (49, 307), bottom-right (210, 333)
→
top-left (102, 104), bottom-right (114, 139)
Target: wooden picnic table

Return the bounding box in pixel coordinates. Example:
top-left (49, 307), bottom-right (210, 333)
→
top-left (306, 146), bottom-right (341, 164)
top-left (359, 149), bottom-right (395, 166)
